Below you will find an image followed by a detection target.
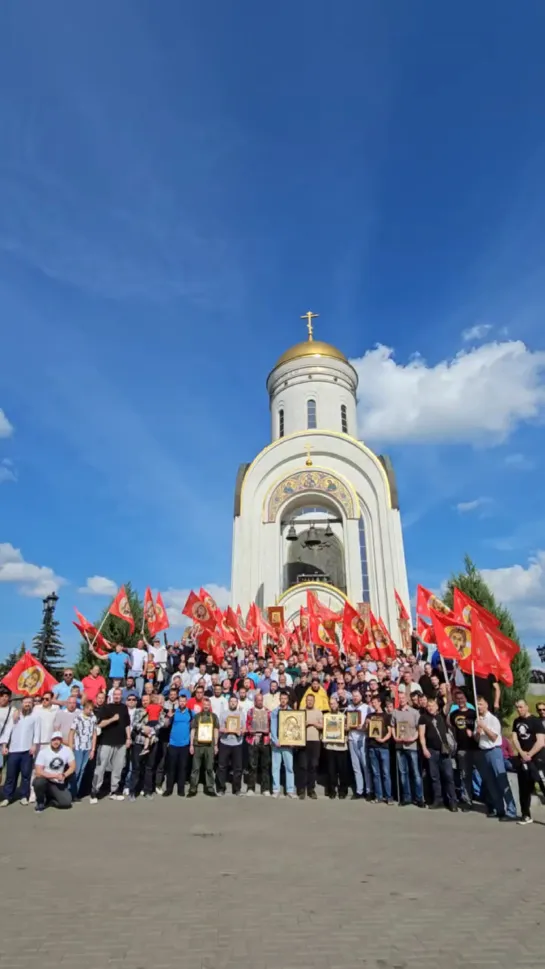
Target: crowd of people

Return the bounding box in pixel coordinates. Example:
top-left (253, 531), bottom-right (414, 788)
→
top-left (1, 636), bottom-right (544, 824)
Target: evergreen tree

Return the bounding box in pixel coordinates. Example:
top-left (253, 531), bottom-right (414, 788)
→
top-left (444, 555), bottom-right (531, 721)
top-left (32, 609), bottom-right (65, 677)
top-left (0, 642), bottom-right (26, 680)
top-left (74, 582), bottom-right (144, 679)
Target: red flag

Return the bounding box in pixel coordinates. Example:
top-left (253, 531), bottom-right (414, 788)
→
top-left (471, 617), bottom-right (519, 686)
top-left (379, 618), bottom-right (397, 660)
top-left (109, 586), bottom-right (135, 633)
top-left (416, 585), bottom-right (454, 620)
top-left (248, 603), bottom-right (279, 642)
top-left (143, 587), bottom-right (158, 634)
top-left (307, 590), bottom-right (340, 623)
top-left (2, 652), bottom-right (58, 697)
top-left (429, 608), bottom-right (472, 664)
top-left (417, 615), bottom-right (436, 644)
top-left (200, 587), bottom-right (219, 615)
top-left (395, 590), bottom-right (410, 621)
top-left (153, 592), bottom-right (169, 633)
top-left (182, 591), bottom-right (216, 630)
top-left (73, 618), bottom-right (112, 657)
top-left (342, 602), bottom-right (370, 655)
top-left (453, 588), bottom-right (500, 628)
top-left (74, 609), bottom-right (93, 632)
top-left (217, 610), bottom-right (237, 645)
top-left (299, 607), bottom-right (310, 644)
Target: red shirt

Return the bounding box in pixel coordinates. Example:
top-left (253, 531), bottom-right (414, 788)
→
top-left (82, 674), bottom-right (107, 702)
top-left (187, 698), bottom-right (204, 714)
top-left (146, 703), bottom-right (163, 722)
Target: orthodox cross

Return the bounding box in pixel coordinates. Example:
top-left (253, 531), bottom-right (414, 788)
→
top-left (301, 310), bottom-right (319, 341)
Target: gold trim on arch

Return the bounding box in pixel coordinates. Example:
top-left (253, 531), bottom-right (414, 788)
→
top-left (240, 429), bottom-right (392, 513)
top-left (278, 580), bottom-right (349, 604)
top-left (262, 465), bottom-right (360, 522)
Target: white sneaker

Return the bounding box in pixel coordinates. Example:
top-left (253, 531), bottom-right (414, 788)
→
top-left (262, 790), bottom-right (271, 797)
top-left (216, 791), bottom-right (225, 797)
top-left (29, 792), bottom-right (36, 804)
top-left (108, 793), bottom-right (117, 800)
top-left (0, 799), bottom-right (9, 807)
top-left (517, 816), bottom-right (533, 825)
top-left (113, 794), bottom-right (125, 801)
top-left (19, 798), bottom-right (29, 806)
top-left (123, 788), bottom-right (130, 797)
top-left (155, 787), bottom-right (164, 796)
top-left (90, 797), bottom-right (98, 805)
top-left (246, 789), bottom-right (255, 797)
top-left (287, 792), bottom-right (297, 799)
top-left (272, 792), bottom-right (280, 798)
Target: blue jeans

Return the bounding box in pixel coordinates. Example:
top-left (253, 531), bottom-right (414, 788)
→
top-left (396, 748), bottom-right (423, 803)
top-left (479, 747), bottom-right (517, 818)
top-left (348, 733), bottom-right (371, 795)
top-left (72, 749), bottom-right (90, 797)
top-left (131, 675), bottom-right (144, 697)
top-left (3, 751), bottom-right (33, 801)
top-left (368, 746), bottom-right (392, 801)
top-left (271, 747), bottom-right (295, 794)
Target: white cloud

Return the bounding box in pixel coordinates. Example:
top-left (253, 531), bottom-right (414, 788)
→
top-left (0, 542), bottom-right (66, 597)
top-left (162, 584), bottom-right (231, 628)
top-left (78, 575), bottom-right (118, 596)
top-left (456, 497), bottom-right (491, 513)
top-left (504, 452), bottom-right (535, 471)
top-left (0, 459), bottom-right (16, 484)
top-left (0, 409), bottom-right (13, 438)
top-left (462, 323), bottom-right (493, 342)
top-left (350, 340), bottom-right (545, 445)
top-left (482, 552), bottom-right (545, 633)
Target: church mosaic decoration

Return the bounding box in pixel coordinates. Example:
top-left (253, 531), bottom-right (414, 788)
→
top-left (265, 469), bottom-right (357, 522)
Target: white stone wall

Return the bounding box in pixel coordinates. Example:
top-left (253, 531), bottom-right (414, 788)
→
top-left (267, 356), bottom-right (358, 441)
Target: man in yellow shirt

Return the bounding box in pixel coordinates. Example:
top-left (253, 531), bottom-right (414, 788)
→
top-left (298, 676), bottom-right (330, 712)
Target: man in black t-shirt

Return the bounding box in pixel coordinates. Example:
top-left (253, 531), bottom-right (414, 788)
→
top-left (418, 697), bottom-right (457, 810)
top-left (364, 697), bottom-right (393, 804)
top-left (473, 673), bottom-right (500, 712)
top-left (90, 687), bottom-right (131, 803)
top-left (449, 690), bottom-right (478, 810)
top-left (511, 699), bottom-right (545, 824)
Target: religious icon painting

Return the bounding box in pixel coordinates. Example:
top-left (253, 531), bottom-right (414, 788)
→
top-left (394, 720), bottom-right (410, 741)
top-left (346, 711), bottom-right (362, 730)
top-left (278, 710), bottom-right (306, 747)
top-left (196, 721), bottom-right (214, 745)
top-left (225, 715), bottom-right (241, 735)
top-left (323, 713), bottom-right (345, 744)
top-left (368, 717), bottom-right (384, 741)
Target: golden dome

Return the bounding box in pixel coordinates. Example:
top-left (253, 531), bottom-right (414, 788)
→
top-left (274, 339), bottom-right (348, 369)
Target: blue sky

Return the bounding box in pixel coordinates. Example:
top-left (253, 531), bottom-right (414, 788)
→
top-left (1, 1), bottom-right (545, 663)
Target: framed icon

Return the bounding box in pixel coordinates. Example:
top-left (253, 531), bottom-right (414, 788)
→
top-left (225, 714), bottom-right (241, 735)
top-left (346, 710), bottom-right (362, 730)
top-left (368, 716), bottom-right (384, 741)
top-left (250, 709), bottom-right (269, 734)
top-left (323, 712), bottom-right (345, 744)
top-left (196, 720), bottom-right (214, 744)
top-left (395, 719), bottom-right (411, 741)
top-left (278, 709), bottom-right (306, 747)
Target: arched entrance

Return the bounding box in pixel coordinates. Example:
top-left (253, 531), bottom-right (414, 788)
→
top-left (284, 526), bottom-right (346, 593)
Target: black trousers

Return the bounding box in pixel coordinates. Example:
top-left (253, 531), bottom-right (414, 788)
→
top-left (326, 747), bottom-right (350, 795)
top-left (165, 745), bottom-right (190, 795)
top-left (428, 749), bottom-right (456, 806)
top-left (517, 759), bottom-right (545, 817)
top-left (217, 742), bottom-right (243, 793)
top-left (247, 741), bottom-right (271, 792)
top-left (33, 776), bottom-right (72, 809)
top-left (129, 743), bottom-right (145, 795)
top-left (297, 740), bottom-right (321, 793)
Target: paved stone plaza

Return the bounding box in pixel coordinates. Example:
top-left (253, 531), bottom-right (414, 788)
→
top-left (1, 796), bottom-right (544, 969)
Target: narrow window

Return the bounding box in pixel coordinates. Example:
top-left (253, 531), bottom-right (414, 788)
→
top-left (341, 404), bottom-right (348, 433)
top-left (279, 408), bottom-right (285, 438)
top-left (307, 398), bottom-right (317, 429)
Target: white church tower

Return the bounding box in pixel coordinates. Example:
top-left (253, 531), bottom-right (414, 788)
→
top-left (231, 313), bottom-right (410, 640)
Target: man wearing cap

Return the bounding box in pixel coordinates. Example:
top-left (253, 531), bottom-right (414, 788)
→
top-left (33, 731), bottom-right (76, 812)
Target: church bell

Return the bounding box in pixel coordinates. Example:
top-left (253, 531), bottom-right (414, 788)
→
top-left (286, 522), bottom-right (298, 542)
top-left (305, 524), bottom-right (320, 547)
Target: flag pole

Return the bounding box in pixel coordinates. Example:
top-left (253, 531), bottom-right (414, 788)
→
top-left (471, 659), bottom-right (479, 711)
top-left (88, 592), bottom-right (118, 649)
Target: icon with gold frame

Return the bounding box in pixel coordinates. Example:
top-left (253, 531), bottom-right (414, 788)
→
top-left (394, 719), bottom-right (411, 742)
top-left (196, 719), bottom-right (214, 744)
top-left (323, 712), bottom-right (345, 744)
top-left (278, 709), bottom-right (306, 746)
top-left (225, 714), bottom-right (241, 735)
top-left (346, 710), bottom-right (362, 730)
top-left (368, 716), bottom-right (384, 741)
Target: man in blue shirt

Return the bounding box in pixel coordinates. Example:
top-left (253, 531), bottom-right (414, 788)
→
top-left (108, 645), bottom-right (129, 683)
top-left (163, 695), bottom-right (192, 797)
top-left (53, 669), bottom-right (84, 705)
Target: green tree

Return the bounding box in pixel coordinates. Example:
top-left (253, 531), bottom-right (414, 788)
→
top-left (74, 583), bottom-right (145, 679)
top-left (444, 555), bottom-right (531, 721)
top-left (32, 609), bottom-right (65, 678)
top-left (0, 642), bottom-right (26, 680)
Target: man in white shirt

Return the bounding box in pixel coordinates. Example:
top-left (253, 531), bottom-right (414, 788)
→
top-left (148, 637), bottom-right (168, 686)
top-left (475, 696), bottom-right (517, 821)
top-left (0, 687), bottom-right (17, 771)
top-left (210, 684), bottom-right (229, 720)
top-left (1, 697), bottom-right (41, 805)
top-left (33, 731), bottom-right (75, 812)
top-left (347, 689), bottom-right (371, 799)
top-left (270, 662), bottom-right (293, 686)
top-left (397, 669), bottom-right (423, 696)
top-left (128, 641), bottom-right (148, 696)
top-left (187, 657), bottom-right (202, 689)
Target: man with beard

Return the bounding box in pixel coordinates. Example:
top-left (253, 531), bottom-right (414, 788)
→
top-left (33, 731), bottom-right (75, 812)
top-left (512, 699), bottom-right (545, 825)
